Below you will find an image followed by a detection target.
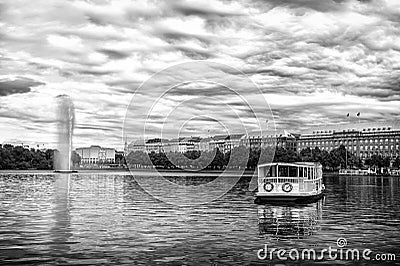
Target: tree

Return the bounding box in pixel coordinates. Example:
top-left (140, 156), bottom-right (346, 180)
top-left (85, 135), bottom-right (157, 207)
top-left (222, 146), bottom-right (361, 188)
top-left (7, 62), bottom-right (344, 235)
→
top-left (0, 145), bottom-right (54, 170)
top-left (300, 147), bottom-right (313, 162)
top-left (71, 151), bottom-right (81, 166)
top-left (228, 146), bottom-right (249, 169)
top-left (274, 147), bottom-right (300, 163)
top-left (393, 157), bottom-right (400, 168)
top-left (115, 152), bottom-right (126, 166)
top-left (382, 156), bottom-right (391, 168)
top-left (210, 148), bottom-right (225, 169)
top-left (247, 148), bottom-right (261, 169)
top-left (366, 155), bottom-right (384, 168)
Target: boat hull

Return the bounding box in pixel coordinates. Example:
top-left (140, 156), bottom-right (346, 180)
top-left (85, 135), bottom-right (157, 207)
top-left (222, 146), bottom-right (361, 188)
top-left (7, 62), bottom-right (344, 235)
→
top-left (254, 191), bottom-right (324, 204)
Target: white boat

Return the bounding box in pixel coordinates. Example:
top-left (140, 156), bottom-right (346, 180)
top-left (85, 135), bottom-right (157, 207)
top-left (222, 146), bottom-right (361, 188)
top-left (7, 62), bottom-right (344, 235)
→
top-left (338, 169), bottom-right (373, 176)
top-left (255, 162), bottom-right (325, 203)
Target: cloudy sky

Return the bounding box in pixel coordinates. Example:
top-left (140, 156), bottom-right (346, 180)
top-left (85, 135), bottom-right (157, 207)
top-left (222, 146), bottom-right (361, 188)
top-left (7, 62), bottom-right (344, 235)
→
top-left (1, 0), bottom-right (400, 149)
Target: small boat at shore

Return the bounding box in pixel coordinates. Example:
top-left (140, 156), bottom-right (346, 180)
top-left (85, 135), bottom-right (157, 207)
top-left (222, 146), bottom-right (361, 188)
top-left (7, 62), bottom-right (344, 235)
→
top-left (255, 162), bottom-right (325, 204)
top-left (338, 169), bottom-right (374, 176)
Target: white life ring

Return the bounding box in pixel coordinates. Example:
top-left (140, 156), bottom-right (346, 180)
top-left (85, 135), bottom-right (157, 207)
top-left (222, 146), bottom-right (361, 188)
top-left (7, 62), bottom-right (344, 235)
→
top-left (263, 182), bottom-right (274, 192)
top-left (282, 182), bottom-right (293, 193)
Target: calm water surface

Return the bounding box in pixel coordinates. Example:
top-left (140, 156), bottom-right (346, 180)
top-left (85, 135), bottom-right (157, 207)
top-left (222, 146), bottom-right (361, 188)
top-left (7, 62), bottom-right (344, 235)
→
top-left (0, 173), bottom-right (399, 265)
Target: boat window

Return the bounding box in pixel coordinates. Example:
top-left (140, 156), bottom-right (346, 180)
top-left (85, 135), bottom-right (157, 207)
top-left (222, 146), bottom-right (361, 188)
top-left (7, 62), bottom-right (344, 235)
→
top-left (278, 166), bottom-right (289, 177)
top-left (289, 166), bottom-right (297, 177)
top-left (299, 167), bottom-right (304, 177)
top-left (267, 166), bottom-right (276, 177)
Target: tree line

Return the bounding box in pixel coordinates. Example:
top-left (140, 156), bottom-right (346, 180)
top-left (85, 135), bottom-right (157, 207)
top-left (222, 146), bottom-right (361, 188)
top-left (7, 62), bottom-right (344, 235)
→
top-left (1, 143), bottom-right (398, 170)
top-left (0, 144), bottom-right (55, 170)
top-left (0, 144), bottom-right (82, 170)
top-left (126, 145), bottom-right (400, 171)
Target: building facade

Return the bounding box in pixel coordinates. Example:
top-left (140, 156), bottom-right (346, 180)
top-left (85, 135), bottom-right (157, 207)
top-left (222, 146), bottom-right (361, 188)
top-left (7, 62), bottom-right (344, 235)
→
top-left (298, 126), bottom-right (400, 161)
top-left (75, 145), bottom-right (115, 165)
top-left (126, 137), bottom-right (202, 154)
top-left (207, 134), bottom-right (246, 153)
top-left (123, 124), bottom-right (400, 162)
top-left (243, 131), bottom-right (297, 152)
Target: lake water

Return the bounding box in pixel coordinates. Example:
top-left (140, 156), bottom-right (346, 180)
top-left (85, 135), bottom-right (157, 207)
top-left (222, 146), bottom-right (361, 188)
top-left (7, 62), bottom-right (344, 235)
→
top-left (0, 173), bottom-right (399, 265)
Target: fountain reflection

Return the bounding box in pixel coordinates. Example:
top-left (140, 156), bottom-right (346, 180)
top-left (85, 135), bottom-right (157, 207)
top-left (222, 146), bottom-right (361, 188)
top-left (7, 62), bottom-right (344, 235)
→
top-left (258, 199), bottom-right (324, 239)
top-left (50, 174), bottom-right (72, 257)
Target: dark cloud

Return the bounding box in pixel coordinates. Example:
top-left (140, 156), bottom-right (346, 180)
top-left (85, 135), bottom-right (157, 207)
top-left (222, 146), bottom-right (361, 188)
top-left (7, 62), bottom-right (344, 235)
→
top-left (260, 0), bottom-right (348, 12)
top-left (87, 15), bottom-right (107, 26)
top-left (175, 46), bottom-right (213, 59)
top-left (76, 125), bottom-right (115, 132)
top-left (164, 83), bottom-right (232, 97)
top-left (171, 2), bottom-right (244, 17)
top-left (79, 69), bottom-right (116, 76)
top-left (243, 68), bottom-right (301, 78)
top-left (0, 77), bottom-right (44, 97)
top-left (192, 116), bottom-right (220, 122)
top-left (98, 49), bottom-right (131, 60)
top-left (156, 30), bottom-right (214, 45)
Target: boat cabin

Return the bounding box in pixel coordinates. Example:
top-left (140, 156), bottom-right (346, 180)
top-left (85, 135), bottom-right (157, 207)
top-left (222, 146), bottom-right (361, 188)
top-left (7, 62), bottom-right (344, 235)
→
top-left (256, 162), bottom-right (324, 201)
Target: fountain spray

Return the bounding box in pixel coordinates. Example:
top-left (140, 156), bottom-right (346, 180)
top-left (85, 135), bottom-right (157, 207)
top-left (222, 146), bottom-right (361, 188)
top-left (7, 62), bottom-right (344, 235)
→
top-left (54, 95), bottom-right (76, 172)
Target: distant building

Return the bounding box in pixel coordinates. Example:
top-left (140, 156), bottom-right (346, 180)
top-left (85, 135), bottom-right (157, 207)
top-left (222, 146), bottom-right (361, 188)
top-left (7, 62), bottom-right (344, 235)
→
top-left (123, 123), bottom-right (400, 163)
top-left (126, 142), bottom-right (146, 154)
top-left (161, 139), bottom-right (180, 153)
top-left (199, 137), bottom-right (213, 152)
top-left (144, 137), bottom-right (201, 153)
top-left (243, 132), bottom-right (296, 151)
top-left (145, 138), bottom-right (165, 153)
top-left (206, 134), bottom-right (246, 153)
top-left (209, 135), bottom-right (228, 152)
top-left (209, 134), bottom-right (246, 153)
top-left (224, 134), bottom-right (247, 153)
top-left (176, 137), bottom-right (201, 153)
top-left (277, 131), bottom-right (299, 152)
top-left (75, 145), bottom-right (115, 165)
top-left (298, 125), bottom-right (400, 161)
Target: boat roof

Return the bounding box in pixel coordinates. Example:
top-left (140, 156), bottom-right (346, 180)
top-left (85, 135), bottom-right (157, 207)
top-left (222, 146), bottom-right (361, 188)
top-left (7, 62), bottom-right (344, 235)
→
top-left (258, 162), bottom-right (320, 168)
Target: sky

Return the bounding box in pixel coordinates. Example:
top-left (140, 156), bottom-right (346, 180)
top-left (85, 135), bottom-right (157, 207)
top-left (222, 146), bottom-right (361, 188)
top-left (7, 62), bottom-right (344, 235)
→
top-left (0, 0), bottom-right (400, 149)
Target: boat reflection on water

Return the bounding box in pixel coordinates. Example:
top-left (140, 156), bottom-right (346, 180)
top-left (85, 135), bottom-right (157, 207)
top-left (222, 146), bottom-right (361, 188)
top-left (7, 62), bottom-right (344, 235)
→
top-left (257, 198), bottom-right (324, 239)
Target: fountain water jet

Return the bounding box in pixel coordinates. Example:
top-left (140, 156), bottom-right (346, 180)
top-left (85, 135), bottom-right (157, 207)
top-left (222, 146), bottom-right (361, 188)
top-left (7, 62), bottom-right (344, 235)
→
top-left (54, 95), bottom-right (76, 173)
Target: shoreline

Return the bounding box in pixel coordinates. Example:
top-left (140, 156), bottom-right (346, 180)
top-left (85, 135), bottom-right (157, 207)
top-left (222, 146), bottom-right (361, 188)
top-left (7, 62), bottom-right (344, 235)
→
top-left (0, 168), bottom-right (258, 177)
top-left (0, 169), bottom-right (396, 178)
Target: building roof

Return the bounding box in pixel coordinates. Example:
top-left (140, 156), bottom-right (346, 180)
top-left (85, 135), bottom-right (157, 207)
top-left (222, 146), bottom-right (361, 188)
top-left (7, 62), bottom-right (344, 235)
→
top-left (227, 133), bottom-right (246, 140)
top-left (211, 135), bottom-right (226, 140)
top-left (75, 145), bottom-right (115, 150)
top-left (301, 121), bottom-right (400, 135)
